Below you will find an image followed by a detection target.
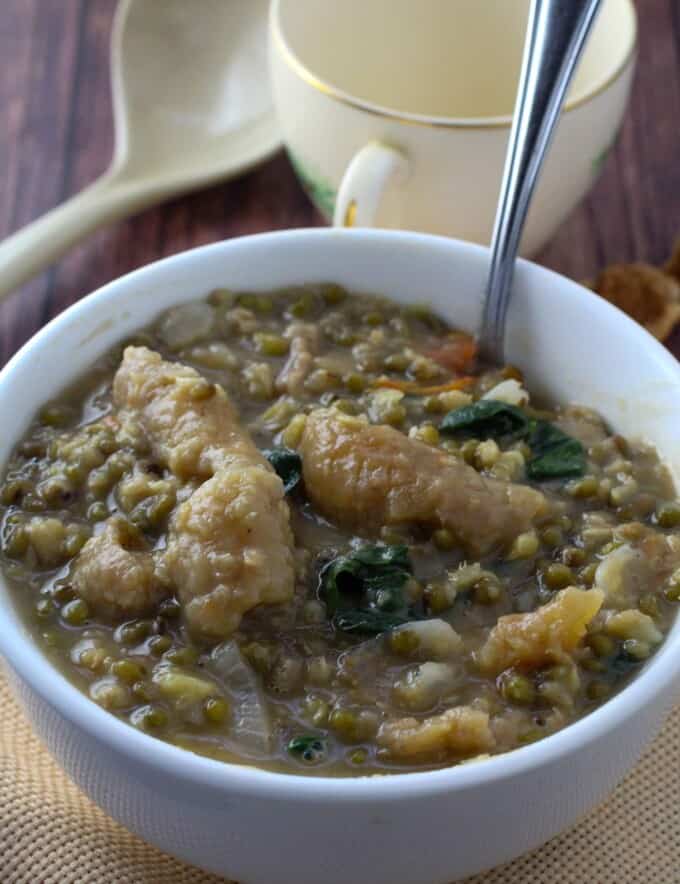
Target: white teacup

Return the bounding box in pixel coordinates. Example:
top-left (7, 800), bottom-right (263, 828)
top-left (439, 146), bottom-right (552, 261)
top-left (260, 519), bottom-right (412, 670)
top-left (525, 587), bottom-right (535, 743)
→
top-left (269, 0), bottom-right (636, 255)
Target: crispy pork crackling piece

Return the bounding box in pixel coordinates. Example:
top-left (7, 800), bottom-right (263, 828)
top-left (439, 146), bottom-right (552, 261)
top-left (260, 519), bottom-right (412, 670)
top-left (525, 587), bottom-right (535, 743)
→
top-left (377, 706), bottom-right (494, 762)
top-left (299, 408), bottom-right (548, 557)
top-left (73, 517), bottom-right (167, 618)
top-left (477, 586), bottom-right (604, 674)
top-left (112, 345), bottom-right (263, 479)
top-left (79, 346), bottom-right (295, 638)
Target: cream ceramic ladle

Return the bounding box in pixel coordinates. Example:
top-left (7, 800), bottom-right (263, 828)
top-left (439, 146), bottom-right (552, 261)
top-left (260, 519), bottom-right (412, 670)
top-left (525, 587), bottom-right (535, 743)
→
top-left (0, 0), bottom-right (279, 300)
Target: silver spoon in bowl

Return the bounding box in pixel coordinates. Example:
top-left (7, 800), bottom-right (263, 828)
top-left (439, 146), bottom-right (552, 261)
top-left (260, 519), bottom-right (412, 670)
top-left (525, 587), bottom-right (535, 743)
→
top-left (479, 0), bottom-right (603, 363)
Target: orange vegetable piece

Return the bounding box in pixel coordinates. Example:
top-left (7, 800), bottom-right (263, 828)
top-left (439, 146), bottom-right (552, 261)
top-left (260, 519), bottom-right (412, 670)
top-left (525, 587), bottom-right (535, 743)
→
top-left (425, 333), bottom-right (478, 373)
top-left (372, 377), bottom-right (475, 396)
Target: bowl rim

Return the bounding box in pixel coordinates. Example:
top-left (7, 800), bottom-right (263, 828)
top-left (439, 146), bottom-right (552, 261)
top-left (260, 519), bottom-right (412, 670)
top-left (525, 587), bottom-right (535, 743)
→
top-left (270, 0), bottom-right (638, 130)
top-left (0, 227), bottom-right (679, 802)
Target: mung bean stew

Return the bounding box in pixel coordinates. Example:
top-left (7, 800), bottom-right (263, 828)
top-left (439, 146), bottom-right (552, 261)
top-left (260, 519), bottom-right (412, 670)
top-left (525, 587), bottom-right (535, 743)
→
top-left (1, 285), bottom-right (679, 775)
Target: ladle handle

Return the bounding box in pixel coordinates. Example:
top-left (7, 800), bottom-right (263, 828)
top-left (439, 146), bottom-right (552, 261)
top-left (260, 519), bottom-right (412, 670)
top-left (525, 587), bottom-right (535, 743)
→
top-left (0, 172), bottom-right (146, 302)
top-left (479, 0), bottom-right (603, 362)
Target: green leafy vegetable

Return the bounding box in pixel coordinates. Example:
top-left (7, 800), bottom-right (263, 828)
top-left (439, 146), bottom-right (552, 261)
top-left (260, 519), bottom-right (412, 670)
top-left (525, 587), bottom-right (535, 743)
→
top-left (319, 545), bottom-right (416, 635)
top-left (349, 545), bottom-right (411, 569)
top-left (440, 399), bottom-right (585, 481)
top-left (319, 545), bottom-right (411, 615)
top-left (525, 422), bottom-right (586, 480)
top-left (263, 447), bottom-right (302, 493)
top-left (440, 400), bottom-right (528, 438)
top-left (608, 648), bottom-right (641, 679)
top-left (287, 735), bottom-right (328, 764)
top-left (333, 609), bottom-right (413, 635)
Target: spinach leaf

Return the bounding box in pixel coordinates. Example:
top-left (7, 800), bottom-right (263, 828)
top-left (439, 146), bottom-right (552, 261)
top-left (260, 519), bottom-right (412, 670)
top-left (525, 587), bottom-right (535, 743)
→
top-left (319, 554), bottom-right (361, 616)
top-left (263, 447), bottom-right (302, 493)
top-left (440, 400), bottom-right (529, 439)
top-left (287, 735), bottom-right (328, 764)
top-left (347, 545), bottom-right (411, 570)
top-left (319, 545), bottom-right (411, 615)
top-left (525, 422), bottom-right (586, 480)
top-left (319, 544), bottom-right (416, 635)
top-left (333, 609), bottom-right (413, 635)
top-left (440, 399), bottom-right (585, 481)
top-left (607, 648), bottom-right (642, 679)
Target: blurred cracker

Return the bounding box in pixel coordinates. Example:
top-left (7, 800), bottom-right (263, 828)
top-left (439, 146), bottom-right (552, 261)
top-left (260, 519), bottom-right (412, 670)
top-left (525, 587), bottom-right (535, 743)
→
top-left (589, 262), bottom-right (680, 341)
top-left (663, 236), bottom-right (680, 282)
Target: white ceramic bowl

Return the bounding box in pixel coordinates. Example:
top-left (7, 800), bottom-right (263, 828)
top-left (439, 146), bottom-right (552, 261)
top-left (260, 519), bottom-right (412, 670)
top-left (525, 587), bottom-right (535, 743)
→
top-left (0, 230), bottom-right (679, 884)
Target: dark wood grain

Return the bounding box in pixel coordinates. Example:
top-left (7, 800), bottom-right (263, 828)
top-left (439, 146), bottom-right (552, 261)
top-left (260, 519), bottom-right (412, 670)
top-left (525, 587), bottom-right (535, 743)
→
top-left (0, 0), bottom-right (679, 364)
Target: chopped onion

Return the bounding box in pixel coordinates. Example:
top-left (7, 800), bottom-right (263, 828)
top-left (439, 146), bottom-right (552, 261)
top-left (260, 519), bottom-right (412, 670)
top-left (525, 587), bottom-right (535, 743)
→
top-left (209, 641), bottom-right (273, 757)
top-left (482, 378), bottom-right (529, 406)
top-left (158, 303), bottom-right (214, 351)
top-left (390, 619), bottom-right (463, 660)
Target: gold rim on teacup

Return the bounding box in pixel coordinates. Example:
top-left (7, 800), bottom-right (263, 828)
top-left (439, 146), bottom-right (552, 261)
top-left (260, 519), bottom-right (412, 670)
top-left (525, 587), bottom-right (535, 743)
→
top-left (270, 0), bottom-right (637, 130)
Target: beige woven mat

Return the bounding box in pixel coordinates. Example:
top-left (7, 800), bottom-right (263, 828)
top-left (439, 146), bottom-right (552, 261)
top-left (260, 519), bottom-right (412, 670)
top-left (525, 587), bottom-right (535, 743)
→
top-left (1, 673), bottom-right (678, 884)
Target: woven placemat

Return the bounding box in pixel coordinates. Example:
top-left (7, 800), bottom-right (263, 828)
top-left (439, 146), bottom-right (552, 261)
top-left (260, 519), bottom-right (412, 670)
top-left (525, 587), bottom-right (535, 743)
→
top-left (0, 672), bottom-right (678, 884)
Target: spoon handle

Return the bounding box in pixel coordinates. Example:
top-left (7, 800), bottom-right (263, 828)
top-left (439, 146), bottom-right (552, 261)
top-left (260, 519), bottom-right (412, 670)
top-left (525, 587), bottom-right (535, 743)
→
top-left (479, 0), bottom-right (603, 361)
top-left (0, 172), bottom-right (151, 303)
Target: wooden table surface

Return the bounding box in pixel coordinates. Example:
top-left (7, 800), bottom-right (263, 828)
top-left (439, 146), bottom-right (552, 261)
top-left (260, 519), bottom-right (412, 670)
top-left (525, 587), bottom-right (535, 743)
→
top-left (1, 0), bottom-right (679, 366)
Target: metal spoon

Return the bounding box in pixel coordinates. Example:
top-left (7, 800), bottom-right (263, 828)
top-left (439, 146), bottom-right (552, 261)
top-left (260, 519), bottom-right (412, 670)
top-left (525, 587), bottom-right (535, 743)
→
top-left (0, 0), bottom-right (279, 301)
top-left (479, 0), bottom-right (603, 363)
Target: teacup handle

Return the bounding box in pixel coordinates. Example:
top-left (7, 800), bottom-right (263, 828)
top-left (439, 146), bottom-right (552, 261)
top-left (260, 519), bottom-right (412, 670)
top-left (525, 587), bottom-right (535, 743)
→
top-left (333, 141), bottom-right (409, 228)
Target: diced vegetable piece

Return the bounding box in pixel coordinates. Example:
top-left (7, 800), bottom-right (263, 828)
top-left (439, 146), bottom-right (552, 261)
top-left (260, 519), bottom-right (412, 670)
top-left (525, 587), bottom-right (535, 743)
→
top-left (605, 609), bottom-right (663, 645)
top-left (392, 662), bottom-right (459, 711)
top-left (372, 377), bottom-right (474, 396)
top-left (159, 303), bottom-right (214, 350)
top-left (388, 619), bottom-right (463, 660)
top-left (210, 641), bottom-right (273, 755)
top-left (367, 389), bottom-right (406, 425)
top-left (425, 332), bottom-right (477, 372)
top-left (594, 544), bottom-right (650, 609)
top-left (482, 379), bottom-right (529, 407)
